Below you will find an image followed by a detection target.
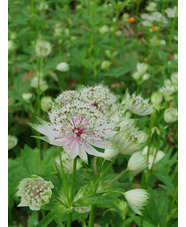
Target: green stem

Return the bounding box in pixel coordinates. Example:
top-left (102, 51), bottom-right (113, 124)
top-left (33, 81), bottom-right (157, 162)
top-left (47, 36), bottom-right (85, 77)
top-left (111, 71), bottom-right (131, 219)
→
top-left (88, 205), bottom-right (95, 227)
top-left (84, 156), bottom-right (117, 197)
top-left (67, 158), bottom-right (77, 227)
top-left (58, 148), bottom-right (69, 201)
top-left (106, 169), bottom-right (128, 189)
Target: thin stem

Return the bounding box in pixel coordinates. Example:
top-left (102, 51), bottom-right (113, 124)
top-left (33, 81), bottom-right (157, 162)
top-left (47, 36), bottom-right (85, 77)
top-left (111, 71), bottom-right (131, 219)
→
top-left (106, 169), bottom-right (128, 189)
top-left (52, 194), bottom-right (68, 208)
top-left (84, 156), bottom-right (117, 197)
top-left (67, 158), bottom-right (77, 227)
top-left (58, 148), bottom-right (69, 201)
top-left (88, 205), bottom-right (95, 227)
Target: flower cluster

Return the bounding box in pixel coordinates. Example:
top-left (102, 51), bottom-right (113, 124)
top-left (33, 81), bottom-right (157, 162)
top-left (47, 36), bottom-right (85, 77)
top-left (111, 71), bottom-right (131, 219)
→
top-left (132, 62), bottom-right (150, 85)
top-left (35, 40), bottom-right (51, 58)
top-left (16, 175), bottom-right (54, 210)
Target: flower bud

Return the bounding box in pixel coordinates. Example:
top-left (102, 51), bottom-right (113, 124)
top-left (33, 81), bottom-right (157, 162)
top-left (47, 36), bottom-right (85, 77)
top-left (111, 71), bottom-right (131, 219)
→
top-left (127, 152), bottom-right (148, 171)
top-left (22, 93), bottom-right (33, 102)
top-left (164, 107), bottom-right (178, 123)
top-left (101, 60), bottom-right (111, 69)
top-left (151, 92), bottom-right (163, 105)
top-left (56, 62), bottom-right (70, 72)
top-left (74, 206), bottom-right (91, 213)
top-left (41, 96), bottom-right (53, 112)
top-left (99, 25), bottom-right (109, 34)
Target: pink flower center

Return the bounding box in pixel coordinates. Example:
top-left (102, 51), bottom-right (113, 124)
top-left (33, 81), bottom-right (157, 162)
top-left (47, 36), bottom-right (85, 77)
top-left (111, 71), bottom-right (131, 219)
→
top-left (73, 127), bottom-right (85, 138)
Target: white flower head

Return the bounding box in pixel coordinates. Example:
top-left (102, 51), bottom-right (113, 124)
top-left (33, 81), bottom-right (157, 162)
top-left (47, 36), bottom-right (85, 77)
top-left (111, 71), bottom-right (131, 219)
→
top-left (35, 40), bottom-right (51, 58)
top-left (55, 90), bottom-right (78, 106)
top-left (54, 23), bottom-right (63, 37)
top-left (37, 1), bottom-right (48, 11)
top-left (30, 99), bottom-right (116, 163)
top-left (146, 2), bottom-right (157, 12)
top-left (8, 135), bottom-right (18, 150)
top-left (164, 107), bottom-right (178, 123)
top-left (124, 189), bottom-right (149, 215)
top-left (101, 60), bottom-right (111, 69)
top-left (16, 175), bottom-right (54, 211)
top-left (151, 92), bottom-right (163, 105)
top-left (8, 40), bottom-right (16, 52)
top-left (142, 146), bottom-right (165, 169)
top-left (115, 30), bottom-right (122, 37)
top-left (127, 152), bottom-right (148, 171)
top-left (165, 7), bottom-right (177, 18)
top-left (122, 13), bottom-right (129, 22)
top-left (56, 62), bottom-right (69, 72)
top-left (55, 152), bottom-right (82, 174)
top-left (41, 96), bottom-right (53, 112)
top-left (31, 77), bottom-right (48, 92)
top-left (22, 93), bottom-right (33, 102)
top-left (78, 84), bottom-right (116, 113)
top-left (137, 63), bottom-right (148, 75)
top-left (74, 206), bottom-right (91, 213)
top-left (99, 25), bottom-right (109, 34)
top-left (110, 126), bottom-right (148, 155)
top-left (122, 91), bottom-right (153, 116)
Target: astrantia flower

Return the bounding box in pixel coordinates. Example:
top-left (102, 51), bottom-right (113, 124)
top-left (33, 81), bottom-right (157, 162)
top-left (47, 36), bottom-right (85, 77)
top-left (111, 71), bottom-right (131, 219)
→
top-left (78, 84), bottom-right (116, 113)
top-left (164, 107), bottom-right (178, 123)
top-left (132, 62), bottom-right (150, 85)
top-left (16, 175), bottom-right (54, 211)
top-left (146, 2), bottom-right (157, 12)
top-left (74, 206), bottom-right (91, 213)
top-left (123, 189), bottom-right (149, 215)
top-left (110, 126), bottom-right (148, 155)
top-left (41, 96), bottom-right (53, 112)
top-left (127, 152), bottom-right (148, 171)
top-left (8, 40), bottom-right (16, 52)
top-left (142, 146), bottom-right (165, 169)
top-left (30, 100), bottom-right (115, 162)
top-left (99, 25), bottom-right (109, 34)
top-left (55, 152), bottom-right (82, 174)
top-left (8, 135), bottom-right (18, 150)
top-left (22, 93), bottom-right (33, 102)
top-left (56, 62), bottom-right (70, 72)
top-left (55, 90), bottom-right (78, 106)
top-left (122, 92), bottom-right (153, 116)
top-left (37, 1), bottom-right (49, 11)
top-left (101, 60), bottom-right (111, 69)
top-left (35, 40), bottom-right (51, 58)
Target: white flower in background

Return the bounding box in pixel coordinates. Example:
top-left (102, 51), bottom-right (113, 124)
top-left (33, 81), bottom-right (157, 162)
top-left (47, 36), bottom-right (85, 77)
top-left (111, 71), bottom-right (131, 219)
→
top-left (110, 126), bottom-right (148, 155)
top-left (151, 92), bottom-right (163, 110)
top-left (146, 2), bottom-right (157, 12)
top-left (165, 7), bottom-right (177, 18)
top-left (141, 13), bottom-right (151, 20)
top-left (64, 28), bottom-right (70, 36)
top-left (78, 84), bottom-right (116, 113)
top-left (41, 96), bottom-right (53, 112)
top-left (37, 1), bottom-right (48, 11)
top-left (56, 62), bottom-right (70, 72)
top-left (173, 35), bottom-right (178, 41)
top-left (16, 175), bottom-right (54, 210)
top-left (115, 30), bottom-right (122, 37)
top-left (54, 23), bottom-right (63, 37)
top-left (132, 63), bottom-right (150, 84)
top-left (30, 99), bottom-right (116, 162)
top-left (137, 63), bottom-right (148, 74)
top-left (150, 11), bottom-right (162, 22)
top-left (74, 206), bottom-right (91, 213)
top-left (142, 146), bottom-right (165, 169)
top-left (164, 107), bottom-right (178, 123)
top-left (171, 72), bottom-right (178, 87)
top-left (99, 25), bottom-right (109, 34)
top-left (127, 152), bottom-right (148, 171)
top-left (22, 93), bottom-right (33, 102)
top-left (8, 135), bottom-right (18, 150)
top-left (122, 92), bottom-right (153, 116)
top-left (31, 77), bottom-right (48, 92)
top-left (101, 60), bottom-right (111, 69)
top-left (122, 13), bottom-right (129, 22)
top-left (55, 152), bottom-right (82, 174)
top-left (123, 189), bottom-right (149, 215)
top-left (35, 40), bottom-right (51, 58)
top-left (8, 40), bottom-right (16, 52)
top-left (104, 148), bottom-right (119, 160)
top-left (173, 54), bottom-right (178, 60)
top-left (55, 90), bottom-right (78, 106)
top-left (142, 20), bottom-right (152, 27)
top-left (150, 36), bottom-right (166, 46)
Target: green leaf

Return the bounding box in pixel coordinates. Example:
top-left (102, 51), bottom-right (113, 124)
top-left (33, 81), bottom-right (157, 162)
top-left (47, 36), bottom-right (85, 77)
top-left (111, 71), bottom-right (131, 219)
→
top-left (27, 212), bottom-right (39, 227)
top-left (21, 145), bottom-right (41, 175)
top-left (103, 66), bottom-right (131, 77)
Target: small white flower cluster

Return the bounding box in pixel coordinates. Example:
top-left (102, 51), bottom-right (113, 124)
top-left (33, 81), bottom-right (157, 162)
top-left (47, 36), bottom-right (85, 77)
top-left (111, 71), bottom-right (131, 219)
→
top-left (37, 1), bottom-right (48, 11)
top-left (132, 62), bottom-right (150, 85)
top-left (146, 2), bottom-right (157, 12)
top-left (55, 90), bottom-right (78, 106)
top-left (31, 77), bottom-right (48, 93)
top-left (159, 72), bottom-right (178, 102)
top-left (16, 175), bottom-right (54, 211)
top-left (165, 7), bottom-right (177, 18)
top-left (141, 11), bottom-right (168, 27)
top-left (35, 40), bottom-right (52, 58)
